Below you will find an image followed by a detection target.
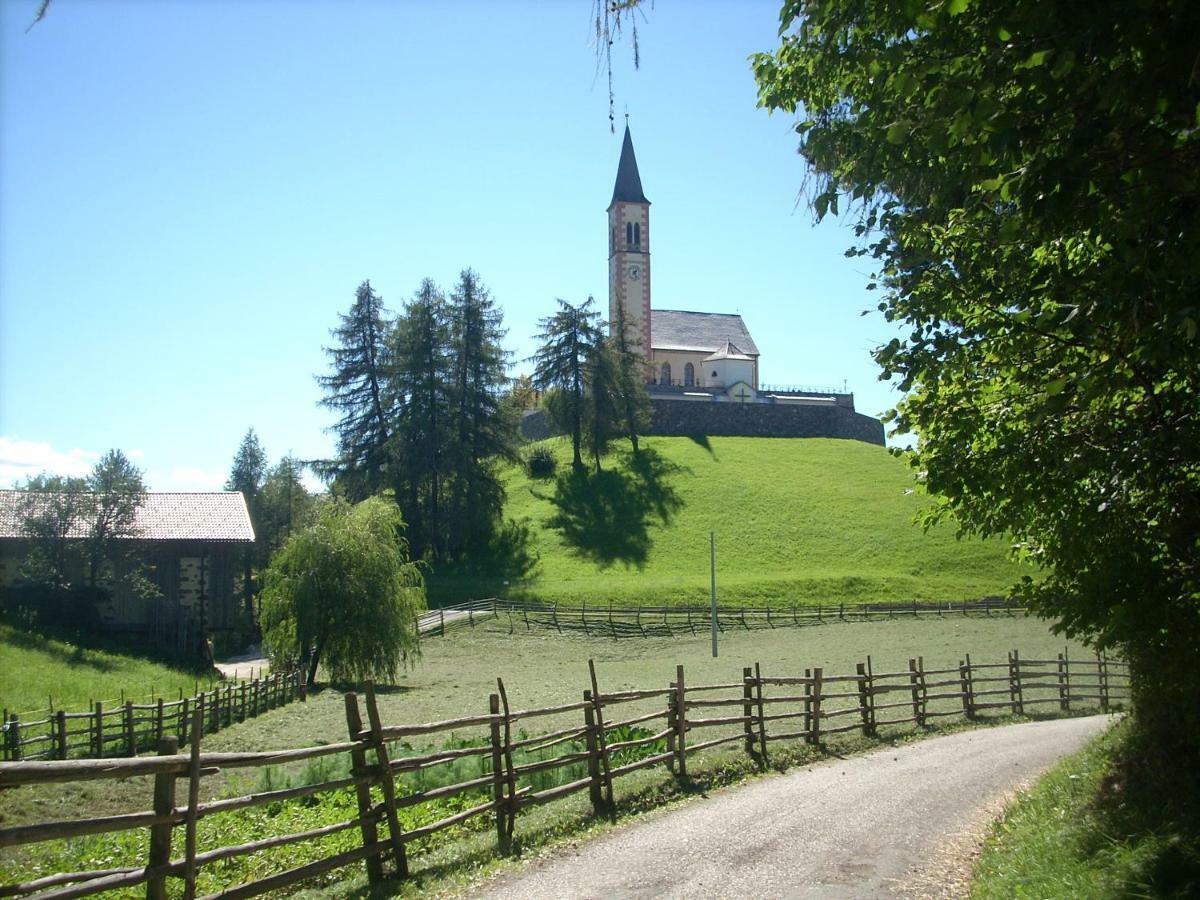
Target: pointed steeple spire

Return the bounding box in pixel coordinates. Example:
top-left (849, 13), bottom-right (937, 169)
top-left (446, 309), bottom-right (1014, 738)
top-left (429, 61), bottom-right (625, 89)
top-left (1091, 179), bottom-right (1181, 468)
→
top-left (610, 125), bottom-right (649, 206)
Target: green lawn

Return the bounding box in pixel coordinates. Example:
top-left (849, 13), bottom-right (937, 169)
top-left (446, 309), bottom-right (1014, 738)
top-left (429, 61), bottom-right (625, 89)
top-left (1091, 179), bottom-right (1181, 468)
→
top-left (429, 436), bottom-right (1027, 606)
top-left (0, 625), bottom-right (208, 719)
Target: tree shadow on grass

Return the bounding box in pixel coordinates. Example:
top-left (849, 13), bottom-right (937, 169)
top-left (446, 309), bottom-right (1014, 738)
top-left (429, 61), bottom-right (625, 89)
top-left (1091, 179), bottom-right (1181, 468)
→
top-left (424, 518), bottom-right (540, 606)
top-left (547, 448), bottom-right (686, 569)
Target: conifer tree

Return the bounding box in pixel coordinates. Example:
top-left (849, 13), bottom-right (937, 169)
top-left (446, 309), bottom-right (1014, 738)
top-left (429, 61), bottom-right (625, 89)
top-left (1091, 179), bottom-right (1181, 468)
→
top-left (445, 269), bottom-right (516, 553)
top-left (225, 427), bottom-right (267, 602)
top-left (316, 280), bottom-right (395, 501)
top-left (392, 279), bottom-right (452, 558)
top-left (608, 301), bottom-right (652, 455)
top-left (531, 297), bottom-right (602, 472)
top-left (583, 339), bottom-right (621, 472)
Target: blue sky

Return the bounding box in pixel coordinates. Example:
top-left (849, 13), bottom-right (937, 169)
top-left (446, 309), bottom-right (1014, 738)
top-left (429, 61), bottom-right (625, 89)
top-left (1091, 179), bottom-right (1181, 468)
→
top-left (0, 0), bottom-right (903, 491)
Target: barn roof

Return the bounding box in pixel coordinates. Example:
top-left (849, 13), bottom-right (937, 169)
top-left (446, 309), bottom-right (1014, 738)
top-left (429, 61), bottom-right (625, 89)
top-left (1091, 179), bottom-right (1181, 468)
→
top-left (650, 310), bottom-right (759, 355)
top-left (0, 491), bottom-right (255, 543)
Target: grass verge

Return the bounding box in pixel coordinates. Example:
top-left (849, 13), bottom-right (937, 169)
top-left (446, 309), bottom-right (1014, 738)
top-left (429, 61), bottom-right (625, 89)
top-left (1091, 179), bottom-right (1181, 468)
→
top-left (972, 718), bottom-right (1200, 898)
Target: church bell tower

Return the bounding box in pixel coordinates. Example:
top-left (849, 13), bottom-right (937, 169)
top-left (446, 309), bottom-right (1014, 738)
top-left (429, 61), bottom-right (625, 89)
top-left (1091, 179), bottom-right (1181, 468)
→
top-left (608, 126), bottom-right (651, 363)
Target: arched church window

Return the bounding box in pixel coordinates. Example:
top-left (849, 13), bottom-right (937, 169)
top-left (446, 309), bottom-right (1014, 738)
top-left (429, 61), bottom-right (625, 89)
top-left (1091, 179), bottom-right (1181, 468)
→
top-left (684, 363), bottom-right (695, 387)
top-left (626, 222), bottom-right (634, 246)
top-left (660, 362), bottom-right (672, 385)
top-left (633, 222), bottom-right (641, 247)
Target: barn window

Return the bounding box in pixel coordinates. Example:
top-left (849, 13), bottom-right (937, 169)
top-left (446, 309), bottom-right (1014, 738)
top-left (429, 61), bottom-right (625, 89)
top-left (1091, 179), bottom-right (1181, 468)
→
top-left (684, 363), bottom-right (695, 386)
top-left (660, 362), bottom-right (672, 385)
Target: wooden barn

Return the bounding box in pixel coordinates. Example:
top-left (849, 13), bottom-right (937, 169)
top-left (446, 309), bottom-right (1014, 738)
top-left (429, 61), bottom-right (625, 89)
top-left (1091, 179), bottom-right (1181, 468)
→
top-left (0, 491), bottom-right (255, 653)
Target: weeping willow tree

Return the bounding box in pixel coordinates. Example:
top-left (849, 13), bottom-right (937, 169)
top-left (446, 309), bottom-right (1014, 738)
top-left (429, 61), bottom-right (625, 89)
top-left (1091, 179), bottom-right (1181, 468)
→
top-left (259, 496), bottom-right (425, 685)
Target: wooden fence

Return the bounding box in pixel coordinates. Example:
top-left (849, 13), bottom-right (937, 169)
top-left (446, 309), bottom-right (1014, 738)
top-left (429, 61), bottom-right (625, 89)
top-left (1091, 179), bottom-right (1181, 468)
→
top-left (1, 671), bottom-right (303, 763)
top-left (419, 595), bottom-right (1023, 638)
top-left (0, 649), bottom-right (1128, 899)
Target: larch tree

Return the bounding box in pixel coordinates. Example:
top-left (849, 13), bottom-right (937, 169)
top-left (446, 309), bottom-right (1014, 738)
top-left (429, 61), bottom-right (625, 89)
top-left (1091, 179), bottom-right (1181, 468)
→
top-left (445, 269), bottom-right (517, 554)
top-left (225, 427), bottom-right (268, 603)
top-left (316, 280), bottom-right (396, 501)
top-left (531, 297), bottom-right (603, 472)
top-left (392, 279), bottom-right (453, 559)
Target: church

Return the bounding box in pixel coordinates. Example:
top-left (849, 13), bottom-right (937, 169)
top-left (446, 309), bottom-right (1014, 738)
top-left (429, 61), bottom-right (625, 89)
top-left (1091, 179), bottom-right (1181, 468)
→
top-left (522, 128), bottom-right (886, 446)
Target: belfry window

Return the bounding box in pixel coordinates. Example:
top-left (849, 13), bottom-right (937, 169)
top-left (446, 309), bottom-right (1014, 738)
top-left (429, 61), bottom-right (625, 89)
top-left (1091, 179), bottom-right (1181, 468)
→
top-left (684, 363), bottom-right (695, 387)
top-left (626, 222), bottom-right (633, 246)
top-left (660, 362), bottom-right (672, 385)
top-left (633, 222), bottom-right (641, 247)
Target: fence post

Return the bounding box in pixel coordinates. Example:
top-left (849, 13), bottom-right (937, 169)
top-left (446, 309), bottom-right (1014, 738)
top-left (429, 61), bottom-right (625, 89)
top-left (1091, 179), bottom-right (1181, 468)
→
top-left (803, 668), bottom-right (812, 741)
top-left (156, 698), bottom-right (165, 745)
top-left (810, 668), bottom-right (823, 745)
top-left (146, 735), bottom-right (179, 900)
top-left (495, 678), bottom-right (517, 846)
top-left (908, 659), bottom-right (921, 726)
top-left (856, 662), bottom-right (874, 737)
top-left (587, 660), bottom-right (615, 807)
top-left (1098, 652), bottom-right (1110, 712)
top-left (673, 664), bottom-right (688, 777)
top-left (8, 714), bottom-right (21, 762)
top-left (754, 662), bottom-right (768, 764)
top-left (364, 682), bottom-right (409, 878)
top-left (125, 701), bottom-right (136, 756)
top-left (1057, 653), bottom-right (1069, 712)
top-left (490, 693), bottom-right (513, 850)
top-left (55, 710), bottom-right (67, 759)
top-left (959, 659), bottom-right (974, 720)
top-left (180, 697), bottom-right (190, 746)
top-left (582, 691), bottom-right (604, 813)
top-left (1008, 648), bottom-right (1027, 720)
top-left (343, 693), bottom-right (383, 884)
top-left (666, 690), bottom-right (678, 774)
top-left (741, 666), bottom-right (755, 758)
top-left (182, 708), bottom-right (203, 900)
top-left (93, 701), bottom-right (103, 758)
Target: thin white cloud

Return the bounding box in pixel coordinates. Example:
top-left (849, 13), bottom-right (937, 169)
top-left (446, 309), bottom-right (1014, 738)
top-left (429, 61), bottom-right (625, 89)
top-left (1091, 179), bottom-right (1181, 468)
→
top-left (0, 437), bottom-right (98, 486)
top-left (147, 467), bottom-right (228, 492)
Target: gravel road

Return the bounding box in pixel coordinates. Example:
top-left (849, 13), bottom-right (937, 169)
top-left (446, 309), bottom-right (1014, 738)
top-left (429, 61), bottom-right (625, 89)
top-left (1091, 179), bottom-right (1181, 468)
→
top-left (467, 715), bottom-right (1112, 899)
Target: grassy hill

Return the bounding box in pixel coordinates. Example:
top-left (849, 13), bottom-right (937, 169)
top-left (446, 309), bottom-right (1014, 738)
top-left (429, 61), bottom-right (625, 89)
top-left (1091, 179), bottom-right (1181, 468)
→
top-left (427, 436), bottom-right (1028, 607)
top-left (0, 625), bottom-right (207, 718)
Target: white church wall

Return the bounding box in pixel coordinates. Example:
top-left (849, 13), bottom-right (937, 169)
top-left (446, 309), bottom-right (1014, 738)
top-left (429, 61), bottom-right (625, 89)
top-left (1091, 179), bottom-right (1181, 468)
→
top-left (650, 350), bottom-right (711, 387)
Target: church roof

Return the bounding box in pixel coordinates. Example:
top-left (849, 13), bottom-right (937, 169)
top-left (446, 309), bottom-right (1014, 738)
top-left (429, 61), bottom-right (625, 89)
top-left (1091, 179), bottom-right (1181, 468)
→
top-left (703, 341), bottom-right (754, 362)
top-left (610, 126), bottom-right (649, 207)
top-left (650, 310), bottom-right (759, 356)
top-left (0, 491), bottom-right (256, 543)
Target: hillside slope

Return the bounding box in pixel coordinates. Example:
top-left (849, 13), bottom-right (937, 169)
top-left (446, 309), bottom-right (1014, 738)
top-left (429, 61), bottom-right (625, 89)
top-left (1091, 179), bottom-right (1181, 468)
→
top-left (429, 436), bottom-right (1027, 606)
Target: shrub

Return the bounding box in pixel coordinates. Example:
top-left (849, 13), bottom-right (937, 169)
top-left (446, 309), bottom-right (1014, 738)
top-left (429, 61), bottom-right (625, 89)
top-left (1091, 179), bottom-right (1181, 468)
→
top-left (525, 445), bottom-right (557, 480)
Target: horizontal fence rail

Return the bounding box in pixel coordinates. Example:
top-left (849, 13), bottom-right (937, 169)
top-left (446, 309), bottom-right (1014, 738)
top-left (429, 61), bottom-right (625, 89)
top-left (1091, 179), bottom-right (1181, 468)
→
top-left (1, 670), bottom-right (304, 763)
top-left (0, 648), bottom-right (1128, 899)
top-left (418, 596), bottom-right (1024, 638)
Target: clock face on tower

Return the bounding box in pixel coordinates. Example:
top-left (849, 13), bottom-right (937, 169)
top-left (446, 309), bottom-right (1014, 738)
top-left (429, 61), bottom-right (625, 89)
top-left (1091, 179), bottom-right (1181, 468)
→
top-left (628, 265), bottom-right (641, 281)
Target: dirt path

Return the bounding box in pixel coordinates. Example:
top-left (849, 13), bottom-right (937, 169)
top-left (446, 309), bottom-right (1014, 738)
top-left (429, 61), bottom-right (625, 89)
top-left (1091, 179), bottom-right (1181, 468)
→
top-left (467, 715), bottom-right (1112, 899)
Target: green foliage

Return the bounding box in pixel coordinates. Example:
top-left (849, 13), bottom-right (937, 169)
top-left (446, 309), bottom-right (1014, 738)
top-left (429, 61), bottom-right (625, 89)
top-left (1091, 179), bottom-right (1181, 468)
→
top-left (259, 496), bottom-right (425, 684)
top-left (256, 454), bottom-right (316, 562)
top-left (753, 0), bottom-right (1200, 747)
top-left (525, 445), bottom-right (558, 480)
top-left (15, 473), bottom-right (89, 589)
top-left (225, 427), bottom-right (268, 602)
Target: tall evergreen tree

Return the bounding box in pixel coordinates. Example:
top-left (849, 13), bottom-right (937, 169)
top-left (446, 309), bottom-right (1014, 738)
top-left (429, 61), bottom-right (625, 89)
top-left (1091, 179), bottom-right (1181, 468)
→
top-left (392, 279), bottom-right (452, 558)
top-left (258, 456), bottom-right (315, 561)
top-left (608, 301), bottom-right (652, 455)
top-left (316, 280), bottom-right (395, 500)
top-left (582, 338), bottom-right (622, 472)
top-left (445, 269), bottom-right (516, 552)
top-left (531, 297), bottom-right (602, 472)
top-left (226, 428), bottom-right (268, 603)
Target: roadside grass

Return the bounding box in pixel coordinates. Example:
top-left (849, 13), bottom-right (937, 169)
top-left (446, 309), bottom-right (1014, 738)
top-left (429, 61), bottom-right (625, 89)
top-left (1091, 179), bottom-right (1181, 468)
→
top-left (427, 436), bottom-right (1028, 607)
top-left (972, 718), bottom-right (1200, 898)
top-left (2, 613), bottom-right (1099, 897)
top-left (0, 624), bottom-right (207, 718)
